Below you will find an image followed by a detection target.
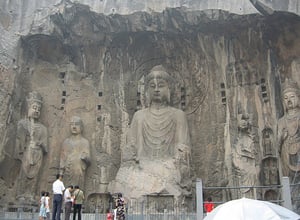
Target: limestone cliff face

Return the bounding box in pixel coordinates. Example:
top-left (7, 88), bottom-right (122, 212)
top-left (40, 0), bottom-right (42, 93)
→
top-left (0, 0), bottom-right (300, 212)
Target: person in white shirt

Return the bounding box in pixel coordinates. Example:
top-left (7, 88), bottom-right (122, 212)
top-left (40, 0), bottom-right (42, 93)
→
top-left (52, 174), bottom-right (65, 220)
top-left (64, 185), bottom-right (73, 220)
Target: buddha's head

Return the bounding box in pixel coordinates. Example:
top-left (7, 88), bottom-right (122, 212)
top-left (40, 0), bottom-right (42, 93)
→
top-left (70, 116), bottom-right (83, 135)
top-left (27, 91), bottom-right (43, 119)
top-left (145, 65), bottom-right (173, 105)
top-left (281, 79), bottom-right (300, 112)
top-left (237, 113), bottom-right (251, 133)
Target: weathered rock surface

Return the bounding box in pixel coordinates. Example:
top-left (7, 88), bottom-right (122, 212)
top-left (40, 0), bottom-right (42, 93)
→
top-left (0, 0), bottom-right (300, 213)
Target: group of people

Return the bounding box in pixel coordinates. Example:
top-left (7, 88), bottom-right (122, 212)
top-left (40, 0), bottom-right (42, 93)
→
top-left (39, 174), bottom-right (85, 220)
top-left (64, 184), bottom-right (85, 220)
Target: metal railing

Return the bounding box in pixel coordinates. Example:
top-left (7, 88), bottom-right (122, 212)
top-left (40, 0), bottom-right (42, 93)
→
top-left (1, 178), bottom-right (297, 220)
top-left (0, 212), bottom-right (196, 220)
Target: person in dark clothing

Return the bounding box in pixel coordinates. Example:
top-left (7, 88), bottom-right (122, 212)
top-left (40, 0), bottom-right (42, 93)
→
top-left (115, 193), bottom-right (125, 220)
top-left (73, 185), bottom-right (84, 220)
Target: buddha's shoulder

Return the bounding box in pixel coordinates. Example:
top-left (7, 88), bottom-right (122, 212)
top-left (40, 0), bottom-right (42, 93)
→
top-left (133, 109), bottom-right (148, 118)
top-left (278, 112), bottom-right (300, 123)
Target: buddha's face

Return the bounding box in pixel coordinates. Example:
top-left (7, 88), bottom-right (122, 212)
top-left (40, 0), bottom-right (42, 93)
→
top-left (28, 102), bottom-right (41, 119)
top-left (70, 117), bottom-right (82, 134)
top-left (283, 91), bottom-right (299, 111)
top-left (148, 77), bottom-right (170, 103)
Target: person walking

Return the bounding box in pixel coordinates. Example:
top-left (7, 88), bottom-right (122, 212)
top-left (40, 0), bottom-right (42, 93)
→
top-left (73, 185), bottom-right (84, 220)
top-left (64, 185), bottom-right (73, 220)
top-left (52, 174), bottom-right (65, 220)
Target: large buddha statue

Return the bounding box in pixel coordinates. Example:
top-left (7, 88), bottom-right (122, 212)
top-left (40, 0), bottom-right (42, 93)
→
top-left (15, 91), bottom-right (48, 202)
top-left (110, 65), bottom-right (192, 206)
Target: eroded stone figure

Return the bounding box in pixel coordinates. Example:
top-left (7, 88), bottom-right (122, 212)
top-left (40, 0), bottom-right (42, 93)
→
top-left (232, 113), bottom-right (258, 198)
top-left (111, 65), bottom-right (192, 207)
top-left (15, 91), bottom-right (48, 202)
top-left (278, 79), bottom-right (300, 177)
top-left (262, 157), bottom-right (278, 185)
top-left (60, 116), bottom-right (91, 187)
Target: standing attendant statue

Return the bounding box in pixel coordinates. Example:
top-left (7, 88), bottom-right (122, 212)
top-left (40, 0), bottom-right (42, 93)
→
top-left (232, 113), bottom-right (258, 198)
top-left (60, 116), bottom-right (91, 187)
top-left (278, 79), bottom-right (300, 178)
top-left (277, 79), bottom-right (300, 211)
top-left (15, 91), bottom-right (48, 202)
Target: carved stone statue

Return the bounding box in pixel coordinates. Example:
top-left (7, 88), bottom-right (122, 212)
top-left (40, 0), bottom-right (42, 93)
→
top-left (232, 113), bottom-right (258, 198)
top-left (15, 91), bottom-right (48, 202)
top-left (111, 65), bottom-right (192, 208)
top-left (60, 116), bottom-right (91, 187)
top-left (262, 157), bottom-right (278, 185)
top-left (278, 79), bottom-right (300, 178)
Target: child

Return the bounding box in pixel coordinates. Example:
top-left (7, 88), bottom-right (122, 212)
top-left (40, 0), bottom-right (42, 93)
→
top-left (39, 191), bottom-right (47, 220)
top-left (204, 197), bottom-right (214, 213)
top-left (106, 208), bottom-right (113, 220)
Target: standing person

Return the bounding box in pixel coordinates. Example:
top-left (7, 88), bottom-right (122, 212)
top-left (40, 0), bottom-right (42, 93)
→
top-left (39, 191), bottom-right (47, 220)
top-left (73, 185), bottom-right (84, 220)
top-left (115, 193), bottom-right (125, 220)
top-left (64, 185), bottom-right (73, 220)
top-left (52, 174), bottom-right (65, 220)
top-left (204, 197), bottom-right (214, 214)
top-left (45, 192), bottom-right (51, 220)
top-left (106, 208), bottom-right (113, 220)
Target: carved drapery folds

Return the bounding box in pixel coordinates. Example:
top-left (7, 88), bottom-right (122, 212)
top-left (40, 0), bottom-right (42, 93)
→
top-left (60, 116), bottom-right (91, 188)
top-left (110, 65), bottom-right (193, 210)
top-left (1, 3), bottom-right (300, 213)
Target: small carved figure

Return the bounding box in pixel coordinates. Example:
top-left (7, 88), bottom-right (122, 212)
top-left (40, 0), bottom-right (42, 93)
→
top-left (232, 113), bottom-right (258, 198)
top-left (60, 116), bottom-right (91, 187)
top-left (15, 91), bottom-right (48, 202)
top-left (262, 157), bottom-right (278, 185)
top-left (262, 128), bottom-right (274, 156)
